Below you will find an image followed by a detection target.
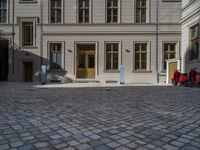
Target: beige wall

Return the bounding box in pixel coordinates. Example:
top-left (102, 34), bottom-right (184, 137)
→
top-left (181, 0), bottom-right (200, 73)
top-left (0, 0), bottom-right (182, 83)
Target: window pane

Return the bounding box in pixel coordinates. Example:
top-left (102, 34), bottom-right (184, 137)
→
top-left (113, 9), bottom-right (118, 15)
top-left (106, 53), bottom-right (111, 70)
top-left (141, 43), bottom-right (147, 51)
top-left (113, 44), bottom-right (118, 51)
top-left (85, 0), bottom-right (89, 7)
top-left (88, 55), bottom-right (95, 68)
top-left (107, 0), bottom-right (112, 7)
top-left (141, 53), bottom-right (147, 69)
top-left (141, 9), bottom-right (146, 22)
top-left (141, 0), bottom-right (146, 7)
top-left (79, 54), bottom-right (85, 68)
top-left (135, 53), bottom-right (140, 70)
top-left (113, 0), bottom-right (118, 7)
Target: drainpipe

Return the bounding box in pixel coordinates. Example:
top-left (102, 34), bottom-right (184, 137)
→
top-left (40, 0), bottom-right (43, 82)
top-left (12, 0), bottom-right (14, 74)
top-left (156, 0), bottom-right (159, 83)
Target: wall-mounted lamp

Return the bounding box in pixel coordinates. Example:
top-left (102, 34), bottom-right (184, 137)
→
top-left (68, 49), bottom-right (72, 53)
top-left (126, 49), bottom-right (130, 53)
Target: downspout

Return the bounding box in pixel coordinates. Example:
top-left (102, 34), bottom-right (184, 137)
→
top-left (12, 0), bottom-right (14, 74)
top-left (156, 0), bottom-right (159, 83)
top-left (40, 0), bottom-right (43, 82)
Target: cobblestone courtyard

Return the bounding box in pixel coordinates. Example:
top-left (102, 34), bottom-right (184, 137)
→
top-left (0, 83), bottom-right (200, 150)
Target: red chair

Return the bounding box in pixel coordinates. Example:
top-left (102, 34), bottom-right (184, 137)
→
top-left (179, 73), bottom-right (188, 86)
top-left (172, 70), bottom-right (180, 86)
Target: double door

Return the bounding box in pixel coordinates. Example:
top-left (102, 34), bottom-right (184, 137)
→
top-left (77, 45), bottom-right (95, 78)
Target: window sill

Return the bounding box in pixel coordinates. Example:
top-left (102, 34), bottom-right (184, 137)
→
top-left (19, 1), bottom-right (38, 4)
top-left (104, 70), bottom-right (120, 73)
top-left (47, 69), bottom-right (66, 73)
top-left (21, 46), bottom-right (38, 49)
top-left (187, 59), bottom-right (200, 64)
top-left (132, 70), bottom-right (152, 73)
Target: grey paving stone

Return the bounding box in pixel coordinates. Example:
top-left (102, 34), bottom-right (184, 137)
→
top-left (190, 141), bottom-right (200, 148)
top-left (117, 138), bottom-right (130, 145)
top-left (0, 144), bottom-right (10, 150)
top-left (10, 141), bottom-right (24, 148)
top-left (115, 146), bottom-right (131, 150)
top-left (126, 142), bottom-right (137, 149)
top-left (89, 134), bottom-right (101, 140)
top-left (170, 140), bottom-right (185, 147)
top-left (68, 140), bottom-right (80, 146)
top-left (107, 142), bottom-right (121, 148)
top-left (54, 143), bottom-right (68, 149)
top-left (22, 136), bottom-right (35, 141)
top-left (34, 142), bottom-right (48, 148)
top-left (50, 135), bottom-right (62, 140)
top-left (162, 144), bottom-right (179, 150)
top-left (94, 145), bottom-right (110, 150)
top-left (76, 143), bottom-right (90, 150)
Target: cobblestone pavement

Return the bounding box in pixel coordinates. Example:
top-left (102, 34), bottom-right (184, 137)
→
top-left (0, 83), bottom-right (200, 150)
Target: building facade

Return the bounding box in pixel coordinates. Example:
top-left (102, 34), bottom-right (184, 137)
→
top-left (0, 0), bottom-right (181, 83)
top-left (181, 0), bottom-right (200, 74)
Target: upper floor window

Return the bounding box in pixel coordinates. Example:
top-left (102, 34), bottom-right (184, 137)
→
top-left (19, 0), bottom-right (36, 2)
top-left (163, 43), bottom-right (176, 70)
top-left (135, 43), bottom-right (147, 70)
top-left (78, 0), bottom-right (90, 23)
top-left (22, 22), bottom-right (34, 47)
top-left (136, 0), bottom-right (147, 23)
top-left (106, 0), bottom-right (119, 23)
top-left (190, 24), bottom-right (199, 60)
top-left (0, 0), bottom-right (7, 23)
top-left (50, 0), bottom-right (62, 23)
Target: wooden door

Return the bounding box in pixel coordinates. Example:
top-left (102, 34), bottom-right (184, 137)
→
top-left (23, 62), bottom-right (33, 82)
top-left (169, 62), bottom-right (177, 84)
top-left (77, 44), bottom-right (95, 78)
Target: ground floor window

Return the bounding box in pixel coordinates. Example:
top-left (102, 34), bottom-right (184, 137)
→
top-left (50, 43), bottom-right (62, 69)
top-left (105, 43), bottom-right (119, 70)
top-left (163, 43), bottom-right (176, 70)
top-left (190, 24), bottom-right (199, 60)
top-left (135, 43), bottom-right (147, 70)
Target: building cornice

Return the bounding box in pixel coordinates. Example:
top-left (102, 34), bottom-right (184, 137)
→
top-left (182, 0), bottom-right (198, 12)
top-left (42, 31), bottom-right (181, 35)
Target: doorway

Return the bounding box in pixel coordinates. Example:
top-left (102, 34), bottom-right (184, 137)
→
top-left (0, 40), bottom-right (8, 81)
top-left (23, 61), bottom-right (33, 82)
top-left (169, 61), bottom-right (177, 84)
top-left (77, 44), bottom-right (95, 78)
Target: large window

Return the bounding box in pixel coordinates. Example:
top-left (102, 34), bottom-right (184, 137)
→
top-left (107, 0), bottom-right (118, 23)
top-left (106, 43), bottom-right (119, 70)
top-left (136, 0), bottom-right (147, 23)
top-left (50, 43), bottom-right (62, 69)
top-left (22, 22), bottom-right (33, 47)
top-left (78, 0), bottom-right (90, 23)
top-left (135, 43), bottom-right (147, 70)
top-left (50, 0), bottom-right (62, 23)
top-left (0, 0), bottom-right (7, 23)
top-left (164, 43), bottom-right (176, 70)
top-left (190, 24), bottom-right (199, 60)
